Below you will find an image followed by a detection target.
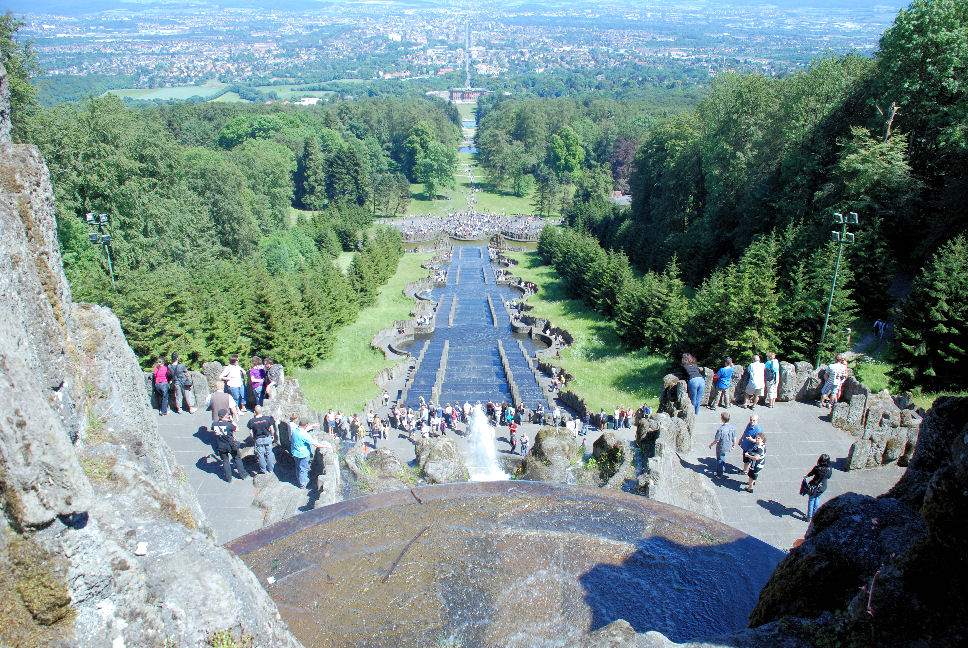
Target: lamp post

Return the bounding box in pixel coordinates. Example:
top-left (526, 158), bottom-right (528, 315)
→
top-left (816, 211), bottom-right (857, 368)
top-left (84, 212), bottom-right (117, 291)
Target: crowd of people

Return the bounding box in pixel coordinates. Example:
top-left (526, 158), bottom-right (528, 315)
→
top-left (392, 212), bottom-right (550, 241)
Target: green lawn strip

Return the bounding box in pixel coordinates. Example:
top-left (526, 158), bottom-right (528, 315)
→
top-left (504, 251), bottom-right (667, 412)
top-left (456, 103), bottom-right (476, 120)
top-left (335, 251), bottom-right (355, 273)
top-left (851, 356), bottom-right (967, 410)
top-left (291, 253), bottom-right (432, 412)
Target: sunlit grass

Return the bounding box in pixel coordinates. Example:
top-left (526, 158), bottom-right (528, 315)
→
top-left (291, 253), bottom-right (432, 412)
top-left (504, 251), bottom-right (668, 411)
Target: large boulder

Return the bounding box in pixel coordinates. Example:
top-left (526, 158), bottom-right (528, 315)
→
top-left (189, 370), bottom-right (210, 404)
top-left (414, 436), bottom-right (468, 484)
top-left (201, 361), bottom-right (223, 392)
top-left (519, 426), bottom-right (586, 483)
top-left (792, 361), bottom-right (817, 401)
top-left (345, 447), bottom-right (412, 494)
top-left (776, 361), bottom-right (798, 402)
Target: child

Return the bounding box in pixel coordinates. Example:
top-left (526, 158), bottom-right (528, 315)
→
top-left (743, 433), bottom-right (766, 493)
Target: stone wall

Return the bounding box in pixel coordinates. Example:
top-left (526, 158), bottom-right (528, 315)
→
top-left (0, 75), bottom-right (301, 647)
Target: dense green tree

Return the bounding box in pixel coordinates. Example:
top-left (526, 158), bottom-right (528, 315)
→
top-left (415, 141), bottom-right (457, 199)
top-left (401, 121), bottom-right (434, 181)
top-left (326, 144), bottom-right (369, 206)
top-left (230, 139), bottom-right (297, 233)
top-left (615, 261), bottom-right (689, 355)
top-left (1, 11), bottom-right (40, 141)
top-left (889, 235), bottom-right (968, 392)
top-left (298, 138), bottom-right (328, 210)
top-left (548, 125), bottom-right (585, 177)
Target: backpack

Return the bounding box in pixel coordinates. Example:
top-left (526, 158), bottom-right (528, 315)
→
top-left (764, 365), bottom-right (776, 383)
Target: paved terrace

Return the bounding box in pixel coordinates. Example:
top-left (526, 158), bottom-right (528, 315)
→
top-left (157, 397), bottom-right (902, 552)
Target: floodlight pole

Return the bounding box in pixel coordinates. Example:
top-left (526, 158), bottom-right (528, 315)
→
top-left (816, 212), bottom-right (857, 368)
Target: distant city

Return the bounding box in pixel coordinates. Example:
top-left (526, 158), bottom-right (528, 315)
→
top-left (15, 0), bottom-right (905, 102)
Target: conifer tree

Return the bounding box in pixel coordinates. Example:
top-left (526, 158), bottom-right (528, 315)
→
top-left (299, 139), bottom-right (328, 210)
top-left (889, 235), bottom-right (968, 391)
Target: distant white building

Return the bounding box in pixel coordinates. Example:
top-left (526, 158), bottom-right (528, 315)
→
top-left (295, 97), bottom-right (323, 106)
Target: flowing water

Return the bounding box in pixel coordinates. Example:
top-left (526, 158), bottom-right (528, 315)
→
top-left (229, 482), bottom-right (782, 648)
top-left (466, 404), bottom-right (509, 481)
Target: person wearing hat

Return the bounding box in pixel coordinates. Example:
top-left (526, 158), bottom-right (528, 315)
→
top-left (212, 408), bottom-right (246, 482)
top-left (290, 415), bottom-right (331, 488)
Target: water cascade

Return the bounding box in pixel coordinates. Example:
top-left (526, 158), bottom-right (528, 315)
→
top-left (466, 403), bottom-right (508, 481)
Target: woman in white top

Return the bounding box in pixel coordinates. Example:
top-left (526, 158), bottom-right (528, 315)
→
top-left (218, 354), bottom-right (248, 412)
top-left (819, 354), bottom-right (849, 408)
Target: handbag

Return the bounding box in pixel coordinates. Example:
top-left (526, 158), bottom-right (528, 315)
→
top-left (799, 478), bottom-right (810, 496)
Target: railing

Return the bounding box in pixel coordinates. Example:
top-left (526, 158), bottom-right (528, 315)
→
top-left (496, 340), bottom-right (522, 409)
top-left (486, 294), bottom-right (498, 327)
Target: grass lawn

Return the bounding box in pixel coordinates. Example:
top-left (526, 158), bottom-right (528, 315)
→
top-left (336, 251), bottom-right (355, 273)
top-left (456, 103), bottom-right (476, 120)
top-left (505, 251), bottom-right (669, 411)
top-left (291, 253), bottom-right (433, 412)
top-left (404, 151), bottom-right (538, 218)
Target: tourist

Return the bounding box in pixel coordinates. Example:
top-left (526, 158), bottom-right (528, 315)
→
top-left (819, 354), bottom-right (849, 409)
top-left (581, 411), bottom-right (590, 437)
top-left (682, 353), bottom-right (705, 415)
top-left (614, 406), bottom-right (622, 429)
top-left (249, 356), bottom-right (268, 407)
top-left (246, 405), bottom-right (277, 475)
top-left (743, 433), bottom-right (766, 493)
top-left (710, 357), bottom-right (734, 409)
top-left (553, 405), bottom-right (561, 428)
top-left (534, 402), bottom-right (544, 423)
top-left (509, 421), bottom-right (518, 453)
top-left (745, 355), bottom-right (766, 409)
top-left (708, 412), bottom-right (736, 480)
top-left (152, 356), bottom-right (173, 416)
top-left (263, 357), bottom-right (282, 400)
top-left (764, 352), bottom-right (780, 408)
top-left (520, 431), bottom-right (529, 456)
top-left (325, 409), bottom-right (336, 436)
top-left (383, 389), bottom-right (390, 406)
top-left (740, 415), bottom-right (761, 473)
top-left (168, 352), bottom-right (196, 414)
top-left (372, 417), bottom-right (384, 447)
top-left (219, 355), bottom-right (248, 413)
top-left (212, 408), bottom-right (246, 482)
top-left (290, 415), bottom-right (330, 488)
top-left (802, 454), bottom-right (833, 521)
top-left (206, 380), bottom-right (239, 422)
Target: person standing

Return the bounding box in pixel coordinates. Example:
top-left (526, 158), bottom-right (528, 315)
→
top-left (682, 353), bottom-right (705, 415)
top-left (509, 421), bottom-right (518, 453)
top-left (745, 355), bottom-right (766, 409)
top-left (152, 356), bottom-right (173, 416)
top-left (764, 352), bottom-right (780, 408)
top-left (290, 415), bottom-right (330, 488)
top-left (382, 389), bottom-right (390, 406)
top-left (168, 352), bottom-right (196, 414)
top-left (707, 412), bottom-right (736, 480)
top-left (819, 354), bottom-right (849, 409)
top-left (248, 356), bottom-right (267, 408)
top-left (743, 433), bottom-right (766, 493)
top-left (212, 408), bottom-right (247, 482)
top-left (710, 358), bottom-right (734, 409)
top-left (803, 454), bottom-right (833, 521)
top-left (219, 355), bottom-right (248, 413)
top-left (206, 380), bottom-right (239, 422)
top-left (740, 414), bottom-right (762, 474)
top-left (520, 430), bottom-right (529, 456)
top-left (246, 405), bottom-right (278, 475)
top-left (264, 357), bottom-right (282, 400)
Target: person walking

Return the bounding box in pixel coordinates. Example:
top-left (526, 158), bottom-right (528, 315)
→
top-left (212, 408), bottom-right (247, 482)
top-left (764, 352), bottom-right (780, 408)
top-left (206, 380), bottom-right (239, 422)
top-left (745, 355), bottom-right (766, 409)
top-left (707, 412), bottom-right (736, 480)
top-left (168, 352), bottom-right (196, 414)
top-left (682, 353), bottom-right (705, 415)
top-left (803, 454), bottom-right (833, 521)
top-left (710, 357), bottom-right (734, 409)
top-left (246, 405), bottom-right (278, 475)
top-left (743, 433), bottom-right (766, 493)
top-left (152, 356), bottom-right (173, 416)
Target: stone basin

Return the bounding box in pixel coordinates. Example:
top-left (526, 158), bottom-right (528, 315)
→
top-left (227, 482), bottom-right (778, 647)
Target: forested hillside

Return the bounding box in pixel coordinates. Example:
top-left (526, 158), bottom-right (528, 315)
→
top-left (18, 95), bottom-right (459, 367)
top-left (536, 0), bottom-right (967, 391)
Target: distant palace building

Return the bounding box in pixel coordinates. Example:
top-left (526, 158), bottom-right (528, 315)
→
top-left (449, 87), bottom-right (489, 103)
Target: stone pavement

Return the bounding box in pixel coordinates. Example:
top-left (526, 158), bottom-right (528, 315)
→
top-left (155, 409), bottom-right (265, 544)
top-left (155, 396), bottom-right (903, 553)
top-left (680, 400), bottom-right (904, 551)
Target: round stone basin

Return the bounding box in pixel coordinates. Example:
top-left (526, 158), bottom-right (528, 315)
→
top-left (227, 482), bottom-right (778, 647)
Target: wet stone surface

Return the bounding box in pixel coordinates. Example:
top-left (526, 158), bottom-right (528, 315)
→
top-left (406, 244), bottom-right (548, 408)
top-left (232, 482), bottom-right (782, 647)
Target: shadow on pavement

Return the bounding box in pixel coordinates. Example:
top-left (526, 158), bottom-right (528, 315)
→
top-left (757, 498), bottom-right (805, 520)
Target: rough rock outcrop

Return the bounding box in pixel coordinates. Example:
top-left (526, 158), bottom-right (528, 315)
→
top-left (635, 414), bottom-right (722, 521)
top-left (658, 375), bottom-right (695, 451)
top-left (414, 436), bottom-right (468, 483)
top-left (844, 391), bottom-right (921, 470)
top-left (0, 82), bottom-right (300, 648)
top-left (519, 426), bottom-right (589, 483)
top-left (202, 361), bottom-right (224, 392)
top-left (345, 446), bottom-right (412, 493)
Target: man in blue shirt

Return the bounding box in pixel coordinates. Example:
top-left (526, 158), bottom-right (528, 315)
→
top-left (740, 414), bottom-right (762, 474)
top-left (708, 411), bottom-right (736, 479)
top-left (290, 415), bottom-right (332, 488)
